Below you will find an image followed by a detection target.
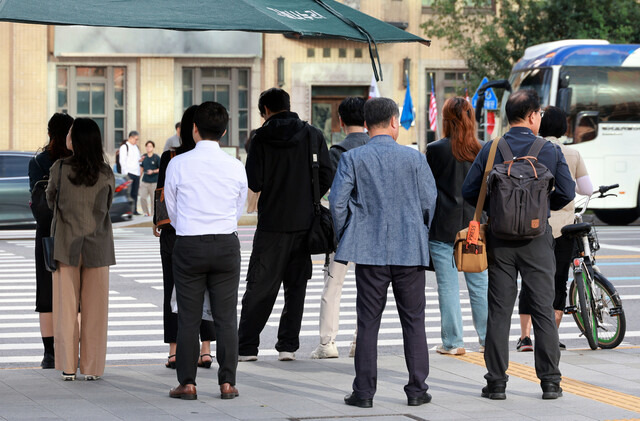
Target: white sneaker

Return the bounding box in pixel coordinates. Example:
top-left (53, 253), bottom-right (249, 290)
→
top-left (61, 372), bottom-right (76, 381)
top-left (436, 345), bottom-right (466, 355)
top-left (479, 345), bottom-right (485, 353)
top-left (348, 341), bottom-right (356, 358)
top-left (278, 352), bottom-right (296, 361)
top-left (238, 355), bottom-right (258, 362)
top-left (85, 375), bottom-right (100, 381)
top-left (310, 342), bottom-right (339, 359)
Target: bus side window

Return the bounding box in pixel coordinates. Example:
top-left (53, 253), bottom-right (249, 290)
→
top-left (573, 111), bottom-right (599, 144)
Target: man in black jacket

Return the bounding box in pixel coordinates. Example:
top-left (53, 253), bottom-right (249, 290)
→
top-left (238, 88), bottom-right (334, 362)
top-left (462, 89), bottom-right (575, 401)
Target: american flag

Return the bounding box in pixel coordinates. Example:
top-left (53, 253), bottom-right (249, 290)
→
top-left (429, 75), bottom-right (438, 132)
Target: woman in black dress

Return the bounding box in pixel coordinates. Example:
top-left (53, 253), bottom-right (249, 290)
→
top-left (154, 105), bottom-right (216, 369)
top-left (28, 113), bottom-right (73, 368)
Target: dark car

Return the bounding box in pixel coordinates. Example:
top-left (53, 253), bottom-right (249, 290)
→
top-left (0, 151), bottom-right (133, 227)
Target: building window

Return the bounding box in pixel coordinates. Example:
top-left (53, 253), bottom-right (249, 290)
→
top-left (56, 66), bottom-right (126, 152)
top-left (323, 48), bottom-right (331, 58)
top-left (307, 48), bottom-right (315, 58)
top-left (182, 67), bottom-right (251, 147)
top-left (339, 48), bottom-right (347, 58)
top-left (354, 48), bottom-right (363, 58)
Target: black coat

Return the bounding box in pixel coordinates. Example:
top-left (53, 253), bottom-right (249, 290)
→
top-left (246, 111), bottom-right (334, 232)
top-left (426, 137), bottom-right (477, 243)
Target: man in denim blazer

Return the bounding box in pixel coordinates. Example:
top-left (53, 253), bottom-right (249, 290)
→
top-left (329, 97), bottom-right (437, 408)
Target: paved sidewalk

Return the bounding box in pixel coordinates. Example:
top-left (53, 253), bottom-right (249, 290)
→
top-left (1, 347), bottom-right (639, 420)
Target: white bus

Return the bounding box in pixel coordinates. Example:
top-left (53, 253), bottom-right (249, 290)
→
top-left (478, 40), bottom-right (640, 225)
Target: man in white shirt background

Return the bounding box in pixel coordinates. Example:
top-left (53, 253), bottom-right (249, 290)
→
top-left (164, 101), bottom-right (248, 401)
top-left (119, 131), bottom-right (142, 215)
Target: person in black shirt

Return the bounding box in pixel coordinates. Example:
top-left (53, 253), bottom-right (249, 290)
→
top-left (238, 88), bottom-right (333, 362)
top-left (462, 89), bottom-right (575, 400)
top-left (139, 140), bottom-right (160, 217)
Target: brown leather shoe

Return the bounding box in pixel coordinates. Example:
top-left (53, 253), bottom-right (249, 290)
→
top-left (220, 383), bottom-right (239, 399)
top-left (169, 384), bottom-right (197, 400)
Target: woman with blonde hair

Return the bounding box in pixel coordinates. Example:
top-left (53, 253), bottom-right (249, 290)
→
top-left (426, 97), bottom-right (488, 355)
top-left (46, 118), bottom-right (115, 380)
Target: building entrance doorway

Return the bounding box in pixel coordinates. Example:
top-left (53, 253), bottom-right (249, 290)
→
top-left (311, 86), bottom-right (368, 144)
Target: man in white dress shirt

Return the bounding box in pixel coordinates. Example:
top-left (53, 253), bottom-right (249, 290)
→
top-left (164, 101), bottom-right (248, 401)
top-left (119, 131), bottom-right (142, 215)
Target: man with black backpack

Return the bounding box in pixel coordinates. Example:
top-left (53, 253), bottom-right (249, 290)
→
top-left (462, 89), bottom-right (575, 400)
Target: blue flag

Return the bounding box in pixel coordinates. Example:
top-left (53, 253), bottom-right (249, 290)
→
top-left (400, 76), bottom-right (414, 130)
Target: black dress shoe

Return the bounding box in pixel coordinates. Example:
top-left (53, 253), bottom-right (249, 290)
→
top-left (169, 384), bottom-right (197, 400)
top-left (408, 392), bottom-right (432, 406)
top-left (481, 382), bottom-right (506, 400)
top-left (344, 392), bottom-right (373, 408)
top-left (41, 353), bottom-right (55, 369)
top-left (541, 382), bottom-right (563, 399)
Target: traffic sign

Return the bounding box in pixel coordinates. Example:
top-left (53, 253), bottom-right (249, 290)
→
top-left (471, 77), bottom-right (498, 110)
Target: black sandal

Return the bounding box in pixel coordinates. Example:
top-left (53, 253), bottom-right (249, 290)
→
top-left (165, 354), bottom-right (176, 369)
top-left (198, 354), bottom-right (213, 369)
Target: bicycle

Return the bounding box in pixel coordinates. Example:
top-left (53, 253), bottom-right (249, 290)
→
top-left (561, 184), bottom-right (626, 350)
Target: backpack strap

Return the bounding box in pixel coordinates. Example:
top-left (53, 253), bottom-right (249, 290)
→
top-left (526, 136), bottom-right (547, 158)
top-left (497, 137), bottom-right (515, 163)
top-left (473, 137), bottom-right (501, 222)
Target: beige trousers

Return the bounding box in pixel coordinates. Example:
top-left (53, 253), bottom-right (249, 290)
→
top-left (318, 253), bottom-right (351, 344)
top-left (139, 181), bottom-right (156, 216)
top-left (53, 257), bottom-right (109, 376)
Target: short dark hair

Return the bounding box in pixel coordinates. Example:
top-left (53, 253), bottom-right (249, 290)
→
top-left (258, 88), bottom-right (291, 116)
top-left (539, 106), bottom-right (567, 138)
top-left (338, 97), bottom-right (366, 127)
top-left (128, 130), bottom-right (139, 138)
top-left (364, 97), bottom-right (399, 129)
top-left (505, 89), bottom-right (540, 124)
top-left (175, 122), bottom-right (181, 130)
top-left (145, 140), bottom-right (155, 148)
top-left (194, 101), bottom-right (229, 141)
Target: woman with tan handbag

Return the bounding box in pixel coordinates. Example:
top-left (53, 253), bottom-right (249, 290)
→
top-left (426, 97), bottom-right (488, 356)
top-left (46, 118), bottom-right (115, 381)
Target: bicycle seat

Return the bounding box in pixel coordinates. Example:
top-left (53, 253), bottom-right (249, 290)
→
top-left (561, 222), bottom-right (592, 238)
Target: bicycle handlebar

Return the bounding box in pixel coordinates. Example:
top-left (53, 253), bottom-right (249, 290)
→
top-left (597, 184), bottom-right (619, 196)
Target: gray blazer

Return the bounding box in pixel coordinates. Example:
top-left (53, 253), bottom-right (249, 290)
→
top-left (46, 159), bottom-right (116, 268)
top-left (329, 135), bottom-right (437, 266)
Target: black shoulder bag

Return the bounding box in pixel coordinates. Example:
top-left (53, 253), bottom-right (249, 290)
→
top-left (307, 135), bottom-right (337, 255)
top-left (42, 160), bottom-right (63, 272)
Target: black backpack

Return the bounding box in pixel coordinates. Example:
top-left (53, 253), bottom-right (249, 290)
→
top-left (115, 142), bottom-right (128, 174)
top-left (487, 137), bottom-right (555, 240)
top-left (29, 157), bottom-right (53, 223)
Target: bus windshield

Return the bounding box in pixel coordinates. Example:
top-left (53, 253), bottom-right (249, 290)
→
top-left (499, 68), bottom-right (553, 134)
top-left (509, 68), bottom-right (553, 105)
top-left (561, 66), bottom-right (640, 142)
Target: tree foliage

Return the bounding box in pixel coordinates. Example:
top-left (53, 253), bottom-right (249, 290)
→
top-left (422, 0), bottom-right (640, 87)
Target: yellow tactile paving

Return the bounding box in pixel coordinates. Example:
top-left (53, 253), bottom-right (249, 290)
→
top-left (458, 352), bottom-right (640, 414)
top-left (597, 255), bottom-right (640, 259)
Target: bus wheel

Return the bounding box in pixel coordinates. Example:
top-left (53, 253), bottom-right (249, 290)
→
top-left (594, 209), bottom-right (640, 226)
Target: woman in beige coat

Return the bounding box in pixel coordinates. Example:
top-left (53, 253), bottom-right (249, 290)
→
top-left (46, 118), bottom-right (116, 381)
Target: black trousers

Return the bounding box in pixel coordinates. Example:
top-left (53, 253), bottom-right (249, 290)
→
top-left (172, 233), bottom-right (240, 386)
top-left (128, 173), bottom-right (140, 213)
top-left (353, 264), bottom-right (429, 399)
top-left (519, 233), bottom-right (575, 314)
top-left (238, 230), bottom-right (312, 356)
top-left (160, 227), bottom-right (215, 344)
top-left (485, 227), bottom-right (561, 385)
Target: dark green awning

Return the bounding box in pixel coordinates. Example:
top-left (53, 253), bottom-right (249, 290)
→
top-left (0, 0), bottom-right (430, 80)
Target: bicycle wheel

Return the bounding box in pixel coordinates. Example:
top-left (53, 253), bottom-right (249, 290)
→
top-left (592, 272), bottom-right (626, 349)
top-left (569, 264), bottom-right (598, 350)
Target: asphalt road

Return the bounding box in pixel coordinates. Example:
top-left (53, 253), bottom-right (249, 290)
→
top-left (0, 222), bottom-right (638, 368)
